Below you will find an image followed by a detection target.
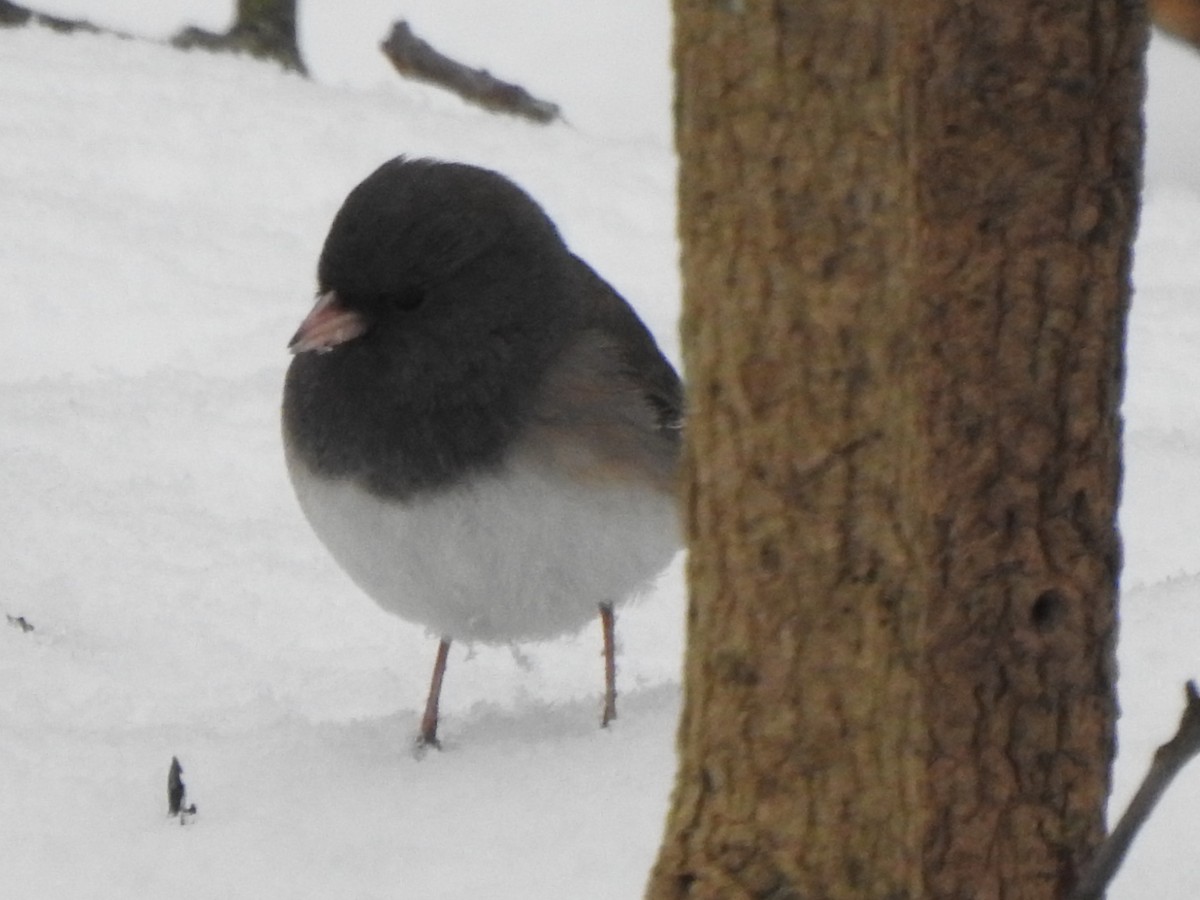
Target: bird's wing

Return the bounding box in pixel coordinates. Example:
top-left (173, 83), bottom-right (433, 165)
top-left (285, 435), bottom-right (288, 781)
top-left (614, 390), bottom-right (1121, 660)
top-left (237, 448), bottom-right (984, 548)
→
top-left (520, 258), bottom-right (682, 496)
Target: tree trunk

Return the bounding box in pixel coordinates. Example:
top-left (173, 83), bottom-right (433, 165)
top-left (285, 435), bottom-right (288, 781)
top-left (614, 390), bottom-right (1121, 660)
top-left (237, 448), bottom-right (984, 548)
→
top-left (648, 2), bottom-right (1145, 898)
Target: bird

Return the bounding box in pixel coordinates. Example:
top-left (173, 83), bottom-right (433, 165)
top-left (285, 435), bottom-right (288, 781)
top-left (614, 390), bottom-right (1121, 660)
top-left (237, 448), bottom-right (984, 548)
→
top-left (282, 157), bottom-right (682, 748)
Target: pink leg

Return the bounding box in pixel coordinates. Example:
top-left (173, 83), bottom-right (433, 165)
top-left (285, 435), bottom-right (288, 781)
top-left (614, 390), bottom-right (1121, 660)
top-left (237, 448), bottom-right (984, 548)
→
top-left (418, 638), bottom-right (451, 748)
top-left (600, 603), bottom-right (617, 727)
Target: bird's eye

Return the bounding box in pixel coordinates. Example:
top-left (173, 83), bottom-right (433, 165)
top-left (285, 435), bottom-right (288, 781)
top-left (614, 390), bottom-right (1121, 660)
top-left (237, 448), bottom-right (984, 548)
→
top-left (386, 286), bottom-right (426, 312)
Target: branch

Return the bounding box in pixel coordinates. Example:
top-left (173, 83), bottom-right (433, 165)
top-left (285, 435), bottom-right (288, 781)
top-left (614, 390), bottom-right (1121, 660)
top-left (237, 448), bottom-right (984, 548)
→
top-left (1070, 681), bottom-right (1200, 900)
top-left (0, 1), bottom-right (303, 73)
top-left (380, 21), bottom-right (561, 125)
top-left (171, 23), bottom-right (306, 75)
top-left (0, 0), bottom-right (120, 35)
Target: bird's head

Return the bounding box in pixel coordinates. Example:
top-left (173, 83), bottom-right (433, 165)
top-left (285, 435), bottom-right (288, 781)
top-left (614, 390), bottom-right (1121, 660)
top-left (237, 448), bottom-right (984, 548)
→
top-left (288, 158), bottom-right (575, 369)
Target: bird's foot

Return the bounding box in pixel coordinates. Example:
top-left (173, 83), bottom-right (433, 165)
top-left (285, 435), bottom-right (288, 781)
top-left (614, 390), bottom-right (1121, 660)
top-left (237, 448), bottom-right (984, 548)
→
top-left (412, 730), bottom-right (442, 758)
top-left (601, 699), bottom-right (617, 729)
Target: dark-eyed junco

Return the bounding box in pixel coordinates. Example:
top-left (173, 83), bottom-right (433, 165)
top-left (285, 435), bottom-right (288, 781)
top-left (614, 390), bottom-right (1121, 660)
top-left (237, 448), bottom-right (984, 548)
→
top-left (282, 157), bottom-right (681, 748)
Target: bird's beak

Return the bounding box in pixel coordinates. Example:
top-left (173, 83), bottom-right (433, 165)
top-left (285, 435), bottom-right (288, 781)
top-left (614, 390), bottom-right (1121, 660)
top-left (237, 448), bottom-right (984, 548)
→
top-left (288, 291), bottom-right (367, 354)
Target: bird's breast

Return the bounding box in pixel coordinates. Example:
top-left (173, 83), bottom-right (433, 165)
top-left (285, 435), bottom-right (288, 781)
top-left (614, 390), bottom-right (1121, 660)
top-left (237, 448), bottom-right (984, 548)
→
top-left (283, 349), bottom-right (531, 500)
top-left (284, 444), bottom-right (680, 643)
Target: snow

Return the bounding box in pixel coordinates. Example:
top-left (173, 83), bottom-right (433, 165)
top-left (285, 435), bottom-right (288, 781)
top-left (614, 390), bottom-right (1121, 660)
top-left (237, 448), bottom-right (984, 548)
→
top-left (1, 4), bottom-right (1198, 897)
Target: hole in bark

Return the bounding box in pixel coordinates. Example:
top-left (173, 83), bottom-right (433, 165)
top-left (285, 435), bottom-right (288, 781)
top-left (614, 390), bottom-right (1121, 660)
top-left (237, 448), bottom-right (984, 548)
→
top-left (1004, 507), bottom-right (1018, 540)
top-left (713, 650), bottom-right (759, 686)
top-left (759, 539), bottom-right (781, 573)
top-left (1031, 590), bottom-right (1065, 631)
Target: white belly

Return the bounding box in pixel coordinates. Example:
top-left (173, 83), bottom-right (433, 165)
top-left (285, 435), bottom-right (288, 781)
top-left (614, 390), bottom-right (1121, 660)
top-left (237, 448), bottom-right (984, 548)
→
top-left (286, 452), bottom-right (681, 643)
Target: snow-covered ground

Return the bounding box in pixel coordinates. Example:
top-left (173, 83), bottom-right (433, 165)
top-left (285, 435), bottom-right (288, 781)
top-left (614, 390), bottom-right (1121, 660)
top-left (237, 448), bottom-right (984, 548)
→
top-left (1, 4), bottom-right (1198, 897)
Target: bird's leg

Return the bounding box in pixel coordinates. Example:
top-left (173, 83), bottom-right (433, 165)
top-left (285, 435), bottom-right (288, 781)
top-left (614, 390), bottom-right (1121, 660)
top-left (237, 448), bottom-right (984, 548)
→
top-left (599, 603), bottom-right (617, 727)
top-left (418, 638), bottom-right (452, 749)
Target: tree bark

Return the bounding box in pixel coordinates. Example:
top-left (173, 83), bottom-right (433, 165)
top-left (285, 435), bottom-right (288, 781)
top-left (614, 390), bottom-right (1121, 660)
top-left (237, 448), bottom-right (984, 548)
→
top-left (648, 2), bottom-right (1145, 898)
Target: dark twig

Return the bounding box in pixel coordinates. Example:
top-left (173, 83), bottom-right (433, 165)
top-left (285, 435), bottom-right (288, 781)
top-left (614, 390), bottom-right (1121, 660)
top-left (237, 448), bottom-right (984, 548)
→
top-left (171, 20), bottom-right (306, 75)
top-left (0, 0), bottom-right (302, 72)
top-left (167, 756), bottom-right (185, 815)
top-left (0, 0), bottom-right (117, 35)
top-left (380, 21), bottom-right (561, 125)
top-left (167, 756), bottom-right (197, 822)
top-left (6, 613), bottom-right (34, 633)
top-left (1070, 681), bottom-right (1200, 899)
top-left (599, 602), bottom-right (618, 727)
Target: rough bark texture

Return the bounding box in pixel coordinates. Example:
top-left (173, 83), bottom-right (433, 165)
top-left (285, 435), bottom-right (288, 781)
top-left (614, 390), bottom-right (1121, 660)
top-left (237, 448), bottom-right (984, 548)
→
top-left (648, 2), bottom-right (1145, 899)
top-left (916, 4), bottom-right (1143, 895)
top-left (650, 3), bottom-right (928, 897)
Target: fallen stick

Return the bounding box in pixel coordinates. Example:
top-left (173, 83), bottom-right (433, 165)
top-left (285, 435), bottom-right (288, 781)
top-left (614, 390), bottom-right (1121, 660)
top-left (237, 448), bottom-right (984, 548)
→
top-left (380, 20), bottom-right (561, 125)
top-left (0, 0), bottom-right (113, 34)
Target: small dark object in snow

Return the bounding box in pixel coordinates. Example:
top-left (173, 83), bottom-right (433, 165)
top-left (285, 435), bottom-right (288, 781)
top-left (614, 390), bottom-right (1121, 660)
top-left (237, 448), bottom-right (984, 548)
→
top-left (167, 757), bottom-right (185, 814)
top-left (6, 614), bottom-right (33, 633)
top-left (380, 21), bottom-right (561, 124)
top-left (0, 0), bottom-right (105, 33)
top-left (168, 756), bottom-right (197, 822)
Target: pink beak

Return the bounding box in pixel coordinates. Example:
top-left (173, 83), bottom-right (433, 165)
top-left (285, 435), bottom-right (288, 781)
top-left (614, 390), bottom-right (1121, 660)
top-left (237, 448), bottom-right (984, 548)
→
top-left (288, 291), bottom-right (367, 354)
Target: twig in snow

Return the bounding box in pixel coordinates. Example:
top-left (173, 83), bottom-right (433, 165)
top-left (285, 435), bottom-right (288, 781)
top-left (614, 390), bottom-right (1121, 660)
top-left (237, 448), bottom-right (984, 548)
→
top-left (168, 756), bottom-right (197, 823)
top-left (6, 613), bottom-right (34, 633)
top-left (1070, 680), bottom-right (1200, 899)
top-left (0, 0), bottom-right (302, 73)
top-left (380, 21), bottom-right (561, 125)
top-left (171, 21), bottom-right (305, 74)
top-left (0, 0), bottom-right (120, 36)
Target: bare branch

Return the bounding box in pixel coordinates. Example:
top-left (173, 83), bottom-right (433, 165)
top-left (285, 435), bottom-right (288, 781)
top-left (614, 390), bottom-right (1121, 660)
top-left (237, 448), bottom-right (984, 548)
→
top-left (0, 0), bottom-right (303, 73)
top-left (0, 0), bottom-right (121, 36)
top-left (172, 0), bottom-right (306, 75)
top-left (1070, 681), bottom-right (1200, 900)
top-left (380, 21), bottom-right (561, 125)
